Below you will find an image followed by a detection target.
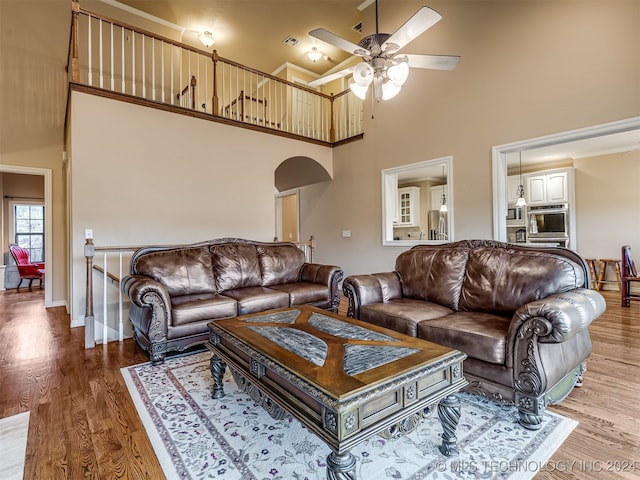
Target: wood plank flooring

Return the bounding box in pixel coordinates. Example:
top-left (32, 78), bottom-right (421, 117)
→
top-left (0, 288), bottom-right (638, 479)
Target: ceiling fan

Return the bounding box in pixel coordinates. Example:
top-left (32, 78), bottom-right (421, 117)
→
top-left (308, 1), bottom-right (460, 101)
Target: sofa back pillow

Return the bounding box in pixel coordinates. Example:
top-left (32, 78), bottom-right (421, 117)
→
top-left (257, 245), bottom-right (305, 286)
top-left (210, 243), bottom-right (262, 292)
top-left (395, 247), bottom-right (469, 310)
top-left (134, 247), bottom-right (216, 296)
top-left (459, 247), bottom-right (585, 314)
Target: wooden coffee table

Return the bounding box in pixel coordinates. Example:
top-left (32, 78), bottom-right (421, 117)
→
top-left (206, 306), bottom-right (467, 479)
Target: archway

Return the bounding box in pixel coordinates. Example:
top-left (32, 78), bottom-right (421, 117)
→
top-left (274, 156), bottom-right (332, 242)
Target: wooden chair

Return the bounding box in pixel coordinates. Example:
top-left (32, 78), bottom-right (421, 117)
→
top-left (9, 244), bottom-right (45, 292)
top-left (621, 245), bottom-right (640, 307)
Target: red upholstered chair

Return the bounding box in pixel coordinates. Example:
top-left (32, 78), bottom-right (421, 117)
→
top-left (9, 244), bottom-right (45, 292)
top-left (621, 245), bottom-right (640, 307)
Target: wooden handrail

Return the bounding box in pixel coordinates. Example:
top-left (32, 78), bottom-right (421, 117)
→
top-left (69, 5), bottom-right (364, 146)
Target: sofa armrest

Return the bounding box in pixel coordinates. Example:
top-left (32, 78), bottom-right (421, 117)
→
top-left (300, 263), bottom-right (344, 312)
top-left (509, 288), bottom-right (606, 346)
top-left (121, 274), bottom-right (172, 337)
top-left (342, 272), bottom-right (402, 318)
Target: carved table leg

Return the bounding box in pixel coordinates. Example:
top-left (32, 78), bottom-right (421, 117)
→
top-left (438, 395), bottom-right (461, 456)
top-left (209, 355), bottom-right (227, 399)
top-left (326, 451), bottom-right (356, 480)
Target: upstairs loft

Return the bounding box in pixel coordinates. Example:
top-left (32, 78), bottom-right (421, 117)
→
top-left (68, 1), bottom-right (365, 147)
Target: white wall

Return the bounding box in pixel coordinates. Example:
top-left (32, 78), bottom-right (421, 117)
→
top-left (69, 91), bottom-right (332, 325)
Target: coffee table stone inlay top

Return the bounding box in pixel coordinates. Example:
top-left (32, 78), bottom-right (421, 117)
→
top-left (207, 306), bottom-right (467, 479)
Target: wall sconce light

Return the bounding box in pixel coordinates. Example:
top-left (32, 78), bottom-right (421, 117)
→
top-left (307, 47), bottom-right (323, 62)
top-left (199, 31), bottom-right (215, 48)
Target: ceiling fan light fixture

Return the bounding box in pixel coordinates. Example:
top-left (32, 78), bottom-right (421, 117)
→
top-left (349, 82), bottom-right (368, 100)
top-left (387, 57), bottom-right (409, 87)
top-left (352, 62), bottom-right (374, 87)
top-left (381, 81), bottom-right (401, 100)
top-left (307, 47), bottom-right (323, 62)
top-left (199, 31), bottom-right (215, 48)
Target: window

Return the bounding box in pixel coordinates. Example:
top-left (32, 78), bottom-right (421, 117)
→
top-left (14, 204), bottom-right (45, 262)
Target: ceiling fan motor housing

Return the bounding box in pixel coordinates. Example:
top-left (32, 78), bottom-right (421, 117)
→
top-left (358, 33), bottom-right (394, 57)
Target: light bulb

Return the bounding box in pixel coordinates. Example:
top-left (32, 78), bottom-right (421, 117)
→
top-left (352, 62), bottom-right (374, 87)
top-left (349, 82), bottom-right (368, 100)
top-left (387, 58), bottom-right (409, 87)
top-left (381, 81), bottom-right (401, 100)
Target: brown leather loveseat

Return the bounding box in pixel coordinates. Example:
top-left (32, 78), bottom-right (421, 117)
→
top-left (122, 238), bottom-right (343, 365)
top-left (342, 240), bottom-right (605, 430)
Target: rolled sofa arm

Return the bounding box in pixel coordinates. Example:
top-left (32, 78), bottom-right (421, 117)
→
top-left (300, 263), bottom-right (344, 312)
top-left (342, 272), bottom-right (402, 318)
top-left (509, 288), bottom-right (606, 345)
top-left (121, 274), bottom-right (172, 341)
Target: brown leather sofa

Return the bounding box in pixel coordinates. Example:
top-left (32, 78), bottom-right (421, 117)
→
top-left (342, 240), bottom-right (605, 430)
top-left (122, 238), bottom-right (343, 365)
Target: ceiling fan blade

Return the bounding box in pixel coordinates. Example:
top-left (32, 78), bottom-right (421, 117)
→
top-left (308, 67), bottom-right (354, 88)
top-left (383, 7), bottom-right (442, 53)
top-left (309, 28), bottom-right (369, 56)
top-left (405, 54), bottom-right (460, 70)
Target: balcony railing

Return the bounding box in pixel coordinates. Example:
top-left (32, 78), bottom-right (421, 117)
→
top-left (68, 1), bottom-right (364, 145)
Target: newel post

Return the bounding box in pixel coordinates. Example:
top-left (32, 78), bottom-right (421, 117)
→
top-left (211, 50), bottom-right (219, 115)
top-left (70, 0), bottom-right (81, 82)
top-left (84, 237), bottom-right (95, 349)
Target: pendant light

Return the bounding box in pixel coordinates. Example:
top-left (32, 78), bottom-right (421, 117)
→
top-left (439, 165), bottom-right (448, 213)
top-left (515, 152), bottom-right (526, 207)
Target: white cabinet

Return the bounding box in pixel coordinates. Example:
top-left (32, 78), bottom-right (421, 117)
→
top-left (526, 170), bottom-right (568, 205)
top-left (397, 187), bottom-right (421, 226)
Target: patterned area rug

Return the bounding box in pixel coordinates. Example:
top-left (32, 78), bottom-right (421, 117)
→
top-left (122, 351), bottom-right (577, 480)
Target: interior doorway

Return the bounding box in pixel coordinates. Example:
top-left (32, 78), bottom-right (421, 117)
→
top-left (0, 165), bottom-right (53, 307)
top-left (275, 190), bottom-right (299, 242)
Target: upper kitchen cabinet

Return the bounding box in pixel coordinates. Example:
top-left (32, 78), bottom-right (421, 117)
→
top-left (397, 186), bottom-right (421, 226)
top-left (526, 169), bottom-right (570, 205)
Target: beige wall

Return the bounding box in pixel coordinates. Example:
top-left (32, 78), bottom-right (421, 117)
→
top-left (301, 0), bottom-right (639, 276)
top-left (575, 150), bottom-right (640, 264)
top-left (68, 90), bottom-right (332, 323)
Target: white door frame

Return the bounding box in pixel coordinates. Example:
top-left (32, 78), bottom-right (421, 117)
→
top-left (492, 116), bottom-right (640, 247)
top-left (0, 164), bottom-right (53, 307)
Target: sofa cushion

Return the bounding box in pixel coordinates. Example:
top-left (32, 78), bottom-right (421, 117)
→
top-left (134, 247), bottom-right (215, 296)
top-left (257, 245), bottom-right (305, 286)
top-left (395, 247), bottom-right (469, 311)
top-left (360, 299), bottom-right (454, 337)
top-left (269, 282), bottom-right (329, 306)
top-left (221, 286), bottom-right (290, 315)
top-left (459, 248), bottom-right (585, 314)
top-left (417, 311), bottom-right (511, 364)
top-left (210, 244), bottom-right (262, 292)
top-left (170, 292), bottom-right (238, 327)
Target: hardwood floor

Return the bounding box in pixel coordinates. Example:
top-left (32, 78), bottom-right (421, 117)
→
top-left (0, 288), bottom-right (638, 479)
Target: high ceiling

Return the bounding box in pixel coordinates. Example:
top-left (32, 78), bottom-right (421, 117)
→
top-left (113, 0), bottom-right (367, 76)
